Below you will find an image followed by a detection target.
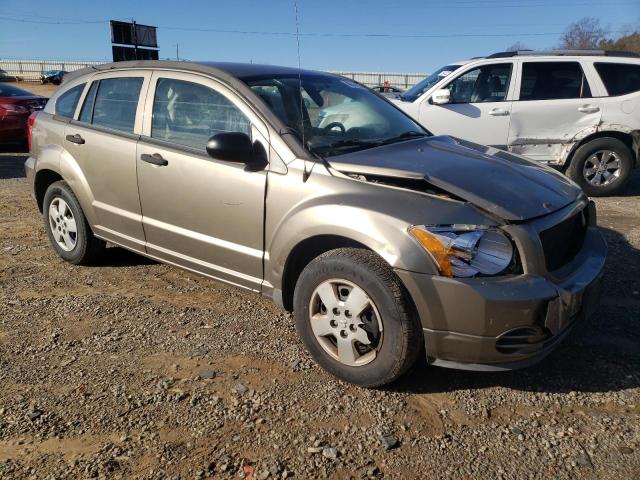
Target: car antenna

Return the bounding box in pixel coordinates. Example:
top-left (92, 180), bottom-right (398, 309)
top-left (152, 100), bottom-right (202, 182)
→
top-left (292, 0), bottom-right (310, 182)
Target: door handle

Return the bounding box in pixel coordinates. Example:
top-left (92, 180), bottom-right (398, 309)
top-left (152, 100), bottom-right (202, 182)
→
top-left (488, 108), bottom-right (510, 116)
top-left (65, 134), bottom-right (85, 144)
top-left (140, 153), bottom-right (168, 166)
top-left (578, 105), bottom-right (600, 113)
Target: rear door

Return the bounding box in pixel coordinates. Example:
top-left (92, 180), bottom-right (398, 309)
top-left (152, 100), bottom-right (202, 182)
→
top-left (507, 60), bottom-right (601, 163)
top-left (136, 71), bottom-right (269, 292)
top-left (418, 61), bottom-right (515, 148)
top-left (64, 70), bottom-right (151, 251)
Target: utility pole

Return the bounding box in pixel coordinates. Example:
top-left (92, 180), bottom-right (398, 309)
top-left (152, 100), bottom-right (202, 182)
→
top-left (132, 18), bottom-right (138, 60)
top-left (176, 44), bottom-right (179, 61)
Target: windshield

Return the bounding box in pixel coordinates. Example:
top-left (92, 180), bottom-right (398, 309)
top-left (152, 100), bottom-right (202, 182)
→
top-left (400, 64), bottom-right (462, 102)
top-left (0, 84), bottom-right (34, 97)
top-left (243, 73), bottom-right (428, 158)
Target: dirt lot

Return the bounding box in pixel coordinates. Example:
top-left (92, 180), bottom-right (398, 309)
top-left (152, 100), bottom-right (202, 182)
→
top-left (1, 83), bottom-right (639, 479)
top-left (10, 82), bottom-right (59, 98)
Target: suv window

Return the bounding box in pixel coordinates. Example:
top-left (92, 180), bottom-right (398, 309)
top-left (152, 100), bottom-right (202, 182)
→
top-left (91, 77), bottom-right (144, 133)
top-left (445, 63), bottom-right (512, 103)
top-left (520, 62), bottom-right (591, 100)
top-left (595, 62), bottom-right (640, 96)
top-left (55, 84), bottom-right (85, 118)
top-left (151, 78), bottom-right (251, 150)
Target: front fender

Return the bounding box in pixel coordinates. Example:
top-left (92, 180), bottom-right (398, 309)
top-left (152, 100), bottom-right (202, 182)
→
top-left (265, 166), bottom-right (497, 290)
top-left (270, 202), bottom-right (437, 281)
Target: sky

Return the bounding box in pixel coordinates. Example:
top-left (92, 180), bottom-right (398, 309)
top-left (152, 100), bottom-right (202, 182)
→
top-left (0, 0), bottom-right (639, 73)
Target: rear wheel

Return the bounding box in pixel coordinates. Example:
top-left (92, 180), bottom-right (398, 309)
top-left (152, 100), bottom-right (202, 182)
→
top-left (567, 137), bottom-right (633, 196)
top-left (43, 181), bottom-right (105, 264)
top-left (293, 248), bottom-right (422, 387)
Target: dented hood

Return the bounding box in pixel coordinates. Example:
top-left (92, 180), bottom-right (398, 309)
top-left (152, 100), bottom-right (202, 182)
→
top-left (328, 135), bottom-right (582, 221)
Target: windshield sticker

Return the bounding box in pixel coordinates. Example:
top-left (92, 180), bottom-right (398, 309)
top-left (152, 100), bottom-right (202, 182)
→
top-left (438, 71), bottom-right (453, 77)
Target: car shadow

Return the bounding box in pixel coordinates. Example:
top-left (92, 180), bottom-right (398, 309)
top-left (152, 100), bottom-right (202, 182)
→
top-left (90, 245), bottom-right (157, 268)
top-left (0, 140), bottom-right (29, 179)
top-left (441, 103), bottom-right (482, 119)
top-left (609, 168), bottom-right (640, 197)
top-left (391, 225), bottom-right (640, 395)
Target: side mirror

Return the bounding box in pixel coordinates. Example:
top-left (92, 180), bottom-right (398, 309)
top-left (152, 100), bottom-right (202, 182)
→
top-left (206, 132), bottom-right (253, 163)
top-left (206, 132), bottom-right (268, 170)
top-left (431, 88), bottom-right (451, 105)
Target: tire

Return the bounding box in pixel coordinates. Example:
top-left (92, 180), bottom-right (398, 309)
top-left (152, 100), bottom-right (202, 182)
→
top-left (293, 248), bottom-right (423, 388)
top-left (42, 181), bottom-right (105, 264)
top-left (566, 137), bottom-right (634, 196)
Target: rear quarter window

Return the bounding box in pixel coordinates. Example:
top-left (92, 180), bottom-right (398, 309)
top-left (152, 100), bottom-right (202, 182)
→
top-left (594, 62), bottom-right (640, 96)
top-left (55, 84), bottom-right (85, 118)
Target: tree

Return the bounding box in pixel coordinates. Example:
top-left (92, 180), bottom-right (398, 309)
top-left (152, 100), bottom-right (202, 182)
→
top-left (560, 17), bottom-right (606, 49)
top-left (600, 30), bottom-right (640, 54)
top-left (506, 41), bottom-right (529, 52)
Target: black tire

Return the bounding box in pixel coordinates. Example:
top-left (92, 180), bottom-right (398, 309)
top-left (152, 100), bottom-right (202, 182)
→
top-left (566, 137), bottom-right (634, 196)
top-left (293, 248), bottom-right (423, 388)
top-left (42, 180), bottom-right (105, 264)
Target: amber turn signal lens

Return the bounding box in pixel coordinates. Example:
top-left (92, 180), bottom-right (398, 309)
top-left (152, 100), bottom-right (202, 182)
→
top-left (409, 226), bottom-right (453, 277)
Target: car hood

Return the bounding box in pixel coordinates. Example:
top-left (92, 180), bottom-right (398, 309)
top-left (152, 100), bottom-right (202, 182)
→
top-left (327, 135), bottom-right (583, 221)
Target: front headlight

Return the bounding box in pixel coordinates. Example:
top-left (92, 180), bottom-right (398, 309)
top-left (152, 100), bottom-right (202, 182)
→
top-left (409, 225), bottom-right (514, 278)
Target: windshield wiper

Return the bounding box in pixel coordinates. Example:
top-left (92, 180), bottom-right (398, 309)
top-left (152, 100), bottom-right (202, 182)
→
top-left (378, 131), bottom-right (428, 145)
top-left (309, 139), bottom-right (380, 155)
top-left (310, 132), bottom-right (427, 156)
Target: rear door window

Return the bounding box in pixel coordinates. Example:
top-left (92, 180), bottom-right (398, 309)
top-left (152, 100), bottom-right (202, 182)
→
top-left (594, 63), bottom-right (640, 96)
top-left (91, 77), bottom-right (144, 133)
top-left (151, 78), bottom-right (251, 150)
top-left (55, 84), bottom-right (85, 118)
top-left (519, 62), bottom-right (591, 100)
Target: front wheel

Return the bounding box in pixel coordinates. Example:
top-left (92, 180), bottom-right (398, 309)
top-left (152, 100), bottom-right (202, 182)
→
top-left (293, 248), bottom-right (423, 388)
top-left (566, 137), bottom-right (634, 196)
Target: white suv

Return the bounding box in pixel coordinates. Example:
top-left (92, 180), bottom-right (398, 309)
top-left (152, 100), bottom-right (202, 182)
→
top-left (393, 50), bottom-right (640, 196)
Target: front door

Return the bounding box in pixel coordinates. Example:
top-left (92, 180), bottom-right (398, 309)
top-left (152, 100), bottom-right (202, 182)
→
top-left (137, 72), bottom-right (269, 291)
top-left (507, 60), bottom-right (601, 163)
top-left (419, 62), bottom-right (515, 148)
top-left (63, 71), bottom-right (151, 251)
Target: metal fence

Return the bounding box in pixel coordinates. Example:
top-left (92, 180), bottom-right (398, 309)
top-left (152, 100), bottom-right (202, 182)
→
top-left (327, 71), bottom-right (426, 89)
top-left (0, 59), bottom-right (427, 89)
top-left (0, 59), bottom-right (102, 82)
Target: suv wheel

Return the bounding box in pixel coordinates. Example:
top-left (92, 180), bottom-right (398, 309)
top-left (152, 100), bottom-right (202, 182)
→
top-left (43, 181), bottom-right (105, 264)
top-left (293, 248), bottom-right (422, 387)
top-left (567, 137), bottom-right (633, 196)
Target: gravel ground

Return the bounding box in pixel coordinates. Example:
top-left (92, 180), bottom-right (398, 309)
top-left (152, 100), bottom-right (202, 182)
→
top-left (1, 130), bottom-right (639, 477)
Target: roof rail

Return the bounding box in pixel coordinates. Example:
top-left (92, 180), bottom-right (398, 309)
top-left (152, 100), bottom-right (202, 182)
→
top-left (486, 49), bottom-right (640, 59)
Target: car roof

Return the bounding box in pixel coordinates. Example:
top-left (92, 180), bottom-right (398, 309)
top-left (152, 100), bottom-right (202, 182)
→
top-left (196, 61), bottom-right (321, 79)
top-left (484, 49), bottom-right (640, 60)
top-left (65, 60), bottom-right (328, 84)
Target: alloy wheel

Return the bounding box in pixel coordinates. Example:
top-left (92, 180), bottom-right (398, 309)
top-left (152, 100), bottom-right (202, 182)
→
top-left (583, 149), bottom-right (622, 187)
top-left (308, 279), bottom-right (383, 367)
top-left (48, 197), bottom-right (77, 251)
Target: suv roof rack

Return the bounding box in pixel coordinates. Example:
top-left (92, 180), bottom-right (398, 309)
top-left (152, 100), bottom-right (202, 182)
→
top-left (487, 49), bottom-right (640, 59)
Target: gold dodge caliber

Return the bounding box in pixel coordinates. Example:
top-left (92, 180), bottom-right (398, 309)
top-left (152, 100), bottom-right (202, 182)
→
top-left (26, 61), bottom-right (606, 387)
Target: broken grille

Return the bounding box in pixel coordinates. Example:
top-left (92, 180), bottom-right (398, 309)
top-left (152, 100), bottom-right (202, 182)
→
top-left (539, 208), bottom-right (587, 272)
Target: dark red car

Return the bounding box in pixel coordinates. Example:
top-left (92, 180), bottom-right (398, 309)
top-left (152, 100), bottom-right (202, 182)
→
top-left (0, 83), bottom-right (47, 144)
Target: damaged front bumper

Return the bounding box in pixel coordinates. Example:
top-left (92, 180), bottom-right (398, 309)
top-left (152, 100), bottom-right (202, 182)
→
top-left (395, 224), bottom-right (607, 371)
